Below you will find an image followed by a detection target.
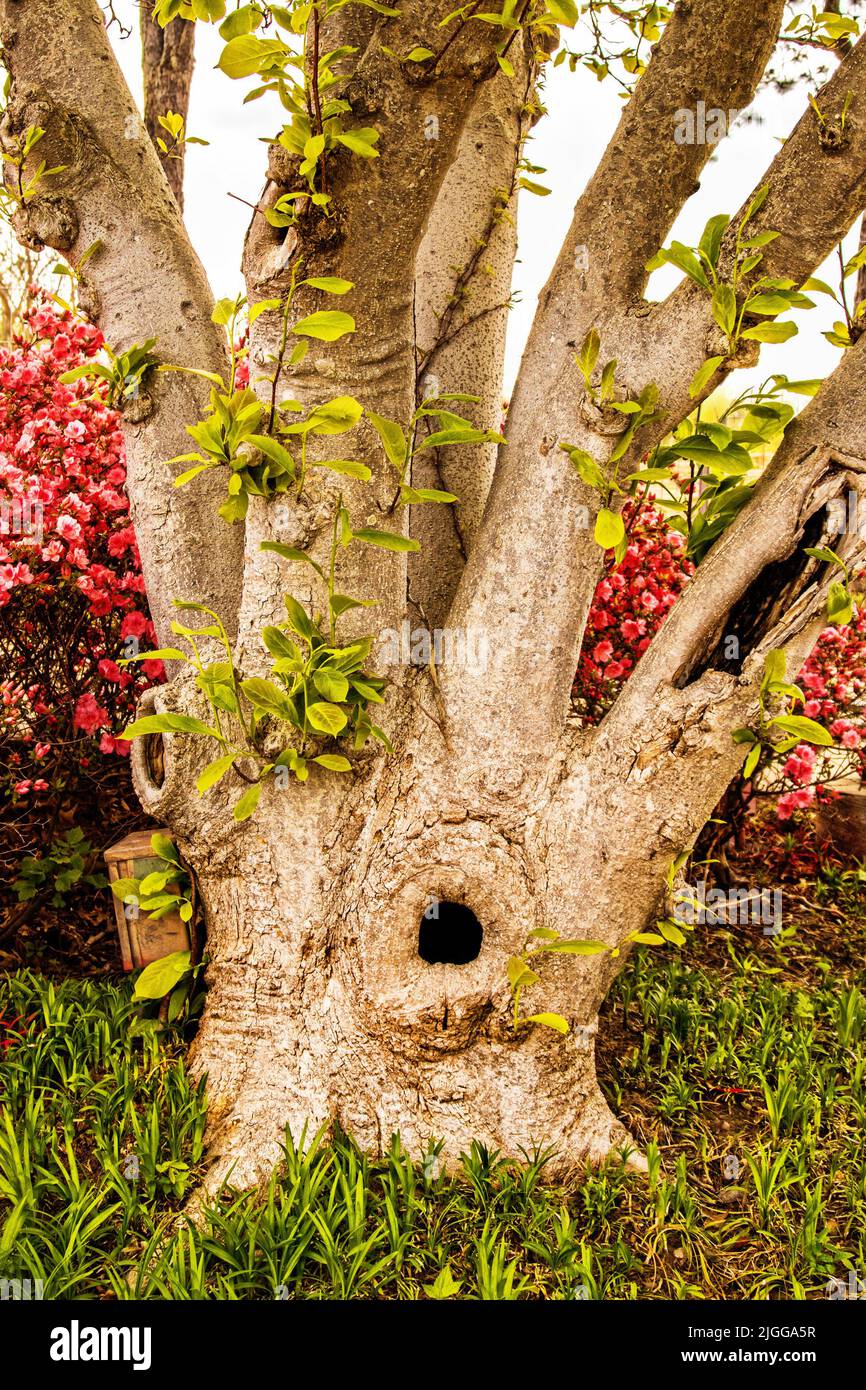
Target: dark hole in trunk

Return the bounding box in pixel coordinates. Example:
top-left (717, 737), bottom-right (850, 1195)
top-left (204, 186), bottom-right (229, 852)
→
top-left (676, 507), bottom-right (829, 687)
top-left (418, 901), bottom-right (483, 965)
top-left (144, 732), bottom-right (166, 788)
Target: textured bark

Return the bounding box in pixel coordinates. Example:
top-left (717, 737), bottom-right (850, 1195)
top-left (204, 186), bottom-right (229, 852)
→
top-left (140, 0), bottom-right (195, 209)
top-left (408, 52), bottom-right (534, 625)
top-left (237, 2), bottom-right (526, 646)
top-left (11, 0), bottom-right (866, 1189)
top-left (448, 12), bottom-right (866, 776)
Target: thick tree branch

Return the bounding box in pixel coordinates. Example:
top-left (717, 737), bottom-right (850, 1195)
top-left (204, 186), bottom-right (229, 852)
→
top-left (408, 51), bottom-right (534, 627)
top-left (448, 15), bottom-right (866, 782)
top-left (552, 0), bottom-right (788, 308)
top-left (542, 345), bottom-right (866, 968)
top-left (561, 333), bottom-right (866, 905)
top-left (140, 0), bottom-right (195, 209)
top-left (442, 0), bottom-right (788, 778)
top-left (236, 5), bottom-right (527, 652)
top-left (624, 335), bottom-right (866, 721)
top-left (0, 0), bottom-right (242, 648)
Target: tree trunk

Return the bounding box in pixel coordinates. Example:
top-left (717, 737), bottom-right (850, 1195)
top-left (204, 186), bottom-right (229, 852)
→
top-left (140, 0), bottom-right (195, 209)
top-left (131, 678), bottom-right (640, 1189)
top-left (7, 0), bottom-right (866, 1193)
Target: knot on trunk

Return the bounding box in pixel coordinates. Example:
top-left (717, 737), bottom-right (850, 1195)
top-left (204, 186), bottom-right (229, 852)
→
top-left (12, 194), bottom-right (78, 251)
top-left (339, 806), bottom-right (541, 1054)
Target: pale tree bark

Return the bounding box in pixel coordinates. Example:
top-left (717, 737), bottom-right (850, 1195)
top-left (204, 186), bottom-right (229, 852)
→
top-left (6, 0), bottom-right (866, 1192)
top-left (140, 0), bottom-right (195, 209)
top-left (408, 48), bottom-right (536, 625)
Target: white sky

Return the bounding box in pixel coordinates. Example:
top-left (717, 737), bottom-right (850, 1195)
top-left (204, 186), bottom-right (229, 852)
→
top-left (107, 3), bottom-right (856, 400)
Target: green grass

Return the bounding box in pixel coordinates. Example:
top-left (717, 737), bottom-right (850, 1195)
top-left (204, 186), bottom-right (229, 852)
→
top-left (1, 869), bottom-right (865, 1299)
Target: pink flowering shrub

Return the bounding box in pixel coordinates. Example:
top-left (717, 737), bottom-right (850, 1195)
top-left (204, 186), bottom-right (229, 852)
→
top-left (775, 601), bottom-right (866, 820)
top-left (573, 500), bottom-right (694, 723)
top-left (0, 291), bottom-right (163, 808)
top-left (573, 500), bottom-right (866, 828)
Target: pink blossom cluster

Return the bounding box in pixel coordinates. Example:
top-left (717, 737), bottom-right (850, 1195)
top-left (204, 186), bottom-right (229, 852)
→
top-left (0, 291), bottom-right (163, 800)
top-left (573, 501), bottom-right (694, 722)
top-left (776, 609), bottom-right (866, 820)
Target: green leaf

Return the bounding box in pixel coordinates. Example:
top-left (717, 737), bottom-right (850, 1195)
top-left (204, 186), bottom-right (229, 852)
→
top-left (507, 956), bottom-right (539, 989)
top-left (312, 458), bottom-right (372, 480)
top-left (151, 832), bottom-right (180, 864)
top-left (743, 743), bottom-right (761, 780)
top-left (247, 434), bottom-right (295, 476)
top-left (594, 508), bottom-right (625, 550)
top-left (330, 593), bottom-right (376, 617)
top-left (700, 421), bottom-right (732, 451)
top-left (367, 411), bottom-right (408, 470)
top-left (286, 395), bottom-right (363, 436)
top-left (133, 950), bottom-right (191, 1001)
top-left (233, 781), bottom-right (263, 822)
top-left (545, 0), bottom-right (579, 25)
top-left (261, 627), bottom-right (302, 662)
top-left (336, 127), bottom-right (381, 158)
top-left (711, 283), bottom-right (737, 338)
top-left (211, 297), bottom-right (238, 326)
top-left (698, 213), bottom-right (729, 269)
top-left (303, 133), bottom-right (325, 164)
top-left (260, 541), bottom-right (325, 578)
top-left (110, 877), bottom-right (140, 902)
top-left (746, 292), bottom-right (811, 315)
top-left (575, 328), bottom-right (600, 385)
top-left (651, 242), bottom-right (710, 291)
top-left (352, 527), bottom-right (420, 552)
top-left (762, 648), bottom-right (787, 691)
top-left (217, 34), bottom-right (287, 79)
top-left (139, 870), bottom-right (172, 896)
top-left (197, 752), bottom-right (239, 794)
top-left (219, 492), bottom-right (249, 525)
top-left (676, 438), bottom-right (752, 476)
top-left (566, 447), bottom-right (607, 492)
top-left (689, 356), bottom-right (725, 398)
top-left (742, 183), bottom-right (770, 226)
top-left (172, 461), bottom-right (214, 488)
top-left (524, 1012), bottom-right (570, 1034)
top-left (283, 594), bottom-right (318, 644)
top-left (306, 701), bottom-right (349, 735)
top-left (782, 378), bottom-right (822, 397)
top-left (292, 311), bottom-right (356, 342)
top-left (804, 545), bottom-right (847, 575)
top-left (120, 714), bottom-right (221, 741)
top-left (741, 320), bottom-right (798, 343)
top-left (425, 1266), bottom-right (462, 1300)
top-left (241, 677), bottom-right (296, 721)
top-left (827, 580), bottom-right (854, 626)
top-left (536, 939), bottom-right (608, 955)
top-left (415, 426), bottom-right (503, 451)
top-left (350, 678), bottom-right (384, 703)
top-left (769, 714), bottom-right (833, 747)
top-left (312, 754), bottom-right (353, 772)
top-left (249, 297), bottom-right (280, 323)
top-left (400, 486), bottom-right (458, 504)
top-left (302, 276), bottom-right (354, 295)
top-left (312, 669), bottom-right (350, 702)
top-left (657, 920), bottom-right (687, 947)
top-left (120, 647), bottom-right (188, 665)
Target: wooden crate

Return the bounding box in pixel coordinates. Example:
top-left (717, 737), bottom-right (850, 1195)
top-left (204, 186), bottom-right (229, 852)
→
top-left (104, 829), bottom-right (190, 972)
